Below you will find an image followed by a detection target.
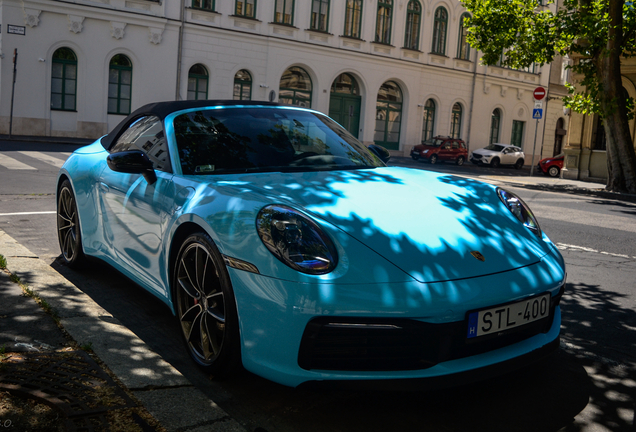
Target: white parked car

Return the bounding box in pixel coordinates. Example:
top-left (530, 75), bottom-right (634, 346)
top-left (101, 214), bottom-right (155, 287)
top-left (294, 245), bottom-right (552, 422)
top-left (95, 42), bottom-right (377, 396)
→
top-left (470, 144), bottom-right (525, 169)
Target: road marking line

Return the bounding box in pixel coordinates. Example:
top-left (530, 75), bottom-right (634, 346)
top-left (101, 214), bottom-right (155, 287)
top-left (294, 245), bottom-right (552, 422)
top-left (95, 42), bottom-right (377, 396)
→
top-left (0, 211), bottom-right (56, 216)
top-left (556, 242), bottom-right (636, 260)
top-left (0, 153), bottom-right (38, 170)
top-left (18, 151), bottom-right (66, 168)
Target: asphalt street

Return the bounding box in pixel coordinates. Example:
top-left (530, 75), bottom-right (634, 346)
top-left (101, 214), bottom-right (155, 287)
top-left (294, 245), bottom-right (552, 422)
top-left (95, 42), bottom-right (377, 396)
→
top-left (0, 139), bottom-right (634, 431)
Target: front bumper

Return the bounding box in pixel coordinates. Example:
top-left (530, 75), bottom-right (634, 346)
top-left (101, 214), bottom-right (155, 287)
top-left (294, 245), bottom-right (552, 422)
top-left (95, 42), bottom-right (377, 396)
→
top-left (228, 248), bottom-right (565, 388)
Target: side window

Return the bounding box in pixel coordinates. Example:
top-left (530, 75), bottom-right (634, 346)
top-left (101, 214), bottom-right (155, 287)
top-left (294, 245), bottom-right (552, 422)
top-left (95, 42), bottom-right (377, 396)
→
top-left (451, 141), bottom-right (459, 149)
top-left (110, 116), bottom-right (171, 172)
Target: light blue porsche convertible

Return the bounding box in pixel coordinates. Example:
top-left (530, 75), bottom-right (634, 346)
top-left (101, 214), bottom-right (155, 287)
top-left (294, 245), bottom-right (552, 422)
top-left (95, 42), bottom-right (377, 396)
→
top-left (57, 100), bottom-right (565, 388)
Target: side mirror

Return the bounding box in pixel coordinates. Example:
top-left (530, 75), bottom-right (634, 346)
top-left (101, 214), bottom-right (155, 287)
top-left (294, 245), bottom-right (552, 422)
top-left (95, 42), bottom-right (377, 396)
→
top-left (107, 150), bottom-right (157, 185)
top-left (368, 144), bottom-right (391, 163)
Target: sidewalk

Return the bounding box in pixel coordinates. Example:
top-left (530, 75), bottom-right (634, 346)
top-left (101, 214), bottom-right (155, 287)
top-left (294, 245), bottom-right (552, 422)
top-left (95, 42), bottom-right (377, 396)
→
top-left (0, 230), bottom-right (247, 432)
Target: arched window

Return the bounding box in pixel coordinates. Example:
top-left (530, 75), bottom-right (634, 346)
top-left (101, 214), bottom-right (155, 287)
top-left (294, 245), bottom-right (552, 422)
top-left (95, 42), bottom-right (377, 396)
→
top-left (344, 0), bottom-right (363, 38)
top-left (310, 0), bottom-right (330, 32)
top-left (331, 73), bottom-right (358, 95)
top-left (274, 0), bottom-right (294, 24)
top-left (554, 117), bottom-right (566, 156)
top-left (404, 1), bottom-right (422, 50)
top-left (432, 7), bottom-right (448, 55)
top-left (593, 116), bottom-right (606, 150)
top-left (233, 69), bottom-right (252, 100)
top-left (235, 0), bottom-right (256, 18)
top-left (51, 47), bottom-right (77, 111)
top-left (329, 73), bottom-right (361, 137)
top-left (450, 103), bottom-right (462, 139)
top-left (375, 0), bottom-right (393, 44)
top-left (279, 66), bottom-right (312, 107)
top-left (374, 81), bottom-right (402, 150)
top-left (187, 64), bottom-right (208, 100)
top-left (457, 13), bottom-right (471, 60)
top-left (108, 54), bottom-right (132, 115)
top-left (422, 99), bottom-right (436, 142)
top-left (490, 109), bottom-right (501, 144)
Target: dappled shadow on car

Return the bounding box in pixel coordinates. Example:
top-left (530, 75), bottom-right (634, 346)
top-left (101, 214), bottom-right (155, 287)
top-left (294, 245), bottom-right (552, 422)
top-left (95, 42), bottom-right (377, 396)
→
top-left (41, 169), bottom-right (634, 431)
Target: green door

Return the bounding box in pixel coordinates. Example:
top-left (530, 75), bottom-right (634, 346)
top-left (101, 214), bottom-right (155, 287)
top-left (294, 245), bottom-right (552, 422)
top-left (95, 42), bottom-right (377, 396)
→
top-left (329, 94), bottom-right (361, 138)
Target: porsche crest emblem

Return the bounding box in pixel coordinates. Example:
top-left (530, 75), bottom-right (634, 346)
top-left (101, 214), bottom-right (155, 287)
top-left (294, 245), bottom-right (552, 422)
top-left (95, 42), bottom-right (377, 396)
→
top-left (470, 251), bottom-right (486, 262)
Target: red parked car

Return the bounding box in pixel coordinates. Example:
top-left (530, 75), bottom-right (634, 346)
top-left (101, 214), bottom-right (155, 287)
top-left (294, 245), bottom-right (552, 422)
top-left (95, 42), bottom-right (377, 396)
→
top-left (410, 136), bottom-right (468, 165)
top-left (537, 154), bottom-right (564, 177)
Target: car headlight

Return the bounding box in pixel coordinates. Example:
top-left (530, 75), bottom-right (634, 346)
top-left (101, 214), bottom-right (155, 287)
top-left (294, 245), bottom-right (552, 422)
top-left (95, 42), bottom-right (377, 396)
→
top-left (497, 188), bottom-right (542, 237)
top-left (256, 205), bottom-right (338, 274)
top-left (423, 149), bottom-right (429, 154)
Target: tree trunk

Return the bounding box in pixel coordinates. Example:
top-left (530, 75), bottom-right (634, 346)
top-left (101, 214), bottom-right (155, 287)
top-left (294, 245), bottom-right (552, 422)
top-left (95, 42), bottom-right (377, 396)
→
top-left (598, 0), bottom-right (636, 194)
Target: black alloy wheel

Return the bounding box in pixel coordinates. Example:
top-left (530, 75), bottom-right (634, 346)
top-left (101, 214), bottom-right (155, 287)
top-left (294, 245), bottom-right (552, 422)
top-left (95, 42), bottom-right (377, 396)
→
top-left (490, 157), bottom-right (500, 168)
top-left (429, 154), bottom-right (438, 164)
top-left (456, 156), bottom-right (465, 166)
top-left (514, 159), bottom-right (524, 170)
top-left (57, 180), bottom-right (85, 267)
top-left (173, 233), bottom-right (241, 376)
top-left (548, 166), bottom-right (560, 177)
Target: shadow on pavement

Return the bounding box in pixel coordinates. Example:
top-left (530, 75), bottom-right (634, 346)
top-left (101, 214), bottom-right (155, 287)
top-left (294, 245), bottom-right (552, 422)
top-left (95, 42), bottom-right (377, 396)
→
top-left (47, 257), bottom-right (635, 432)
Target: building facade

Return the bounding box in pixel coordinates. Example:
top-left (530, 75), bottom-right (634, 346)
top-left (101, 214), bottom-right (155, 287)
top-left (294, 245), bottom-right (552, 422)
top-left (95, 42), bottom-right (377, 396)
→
top-left (0, 0), bottom-right (558, 160)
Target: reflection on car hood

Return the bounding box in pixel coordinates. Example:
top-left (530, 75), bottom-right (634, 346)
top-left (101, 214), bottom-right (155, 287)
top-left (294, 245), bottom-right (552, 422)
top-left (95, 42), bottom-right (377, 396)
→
top-left (471, 148), bottom-right (501, 156)
top-left (206, 167), bottom-right (549, 283)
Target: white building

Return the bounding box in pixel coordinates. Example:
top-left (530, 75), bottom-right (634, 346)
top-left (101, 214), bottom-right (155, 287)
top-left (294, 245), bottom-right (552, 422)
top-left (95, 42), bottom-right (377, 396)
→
top-left (0, 0), bottom-right (562, 161)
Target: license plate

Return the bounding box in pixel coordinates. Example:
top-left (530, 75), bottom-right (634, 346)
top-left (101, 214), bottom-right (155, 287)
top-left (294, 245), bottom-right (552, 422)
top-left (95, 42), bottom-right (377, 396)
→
top-left (467, 293), bottom-right (550, 338)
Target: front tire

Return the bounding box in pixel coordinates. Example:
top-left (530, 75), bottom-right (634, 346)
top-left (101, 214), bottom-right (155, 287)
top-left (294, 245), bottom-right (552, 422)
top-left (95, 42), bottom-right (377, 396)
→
top-left (57, 179), bottom-right (85, 268)
top-left (548, 166), bottom-right (560, 177)
top-left (173, 233), bottom-right (241, 377)
top-left (429, 154), bottom-right (438, 164)
top-left (490, 158), bottom-right (500, 168)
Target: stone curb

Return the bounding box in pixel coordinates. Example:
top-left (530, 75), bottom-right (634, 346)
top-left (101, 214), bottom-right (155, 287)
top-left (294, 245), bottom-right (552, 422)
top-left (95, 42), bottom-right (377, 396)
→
top-left (0, 229), bottom-right (247, 432)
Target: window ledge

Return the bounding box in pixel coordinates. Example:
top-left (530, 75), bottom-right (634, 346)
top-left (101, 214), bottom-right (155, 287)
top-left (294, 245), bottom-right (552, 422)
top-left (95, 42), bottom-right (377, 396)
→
top-left (51, 108), bottom-right (77, 113)
top-left (339, 35), bottom-right (365, 41)
top-left (401, 47), bottom-right (422, 53)
top-left (305, 28), bottom-right (333, 36)
top-left (428, 52), bottom-right (449, 58)
top-left (453, 57), bottom-right (472, 62)
top-left (268, 22), bottom-right (298, 29)
top-left (230, 15), bottom-right (261, 22)
top-left (188, 7), bottom-right (219, 14)
top-left (371, 41), bottom-right (395, 48)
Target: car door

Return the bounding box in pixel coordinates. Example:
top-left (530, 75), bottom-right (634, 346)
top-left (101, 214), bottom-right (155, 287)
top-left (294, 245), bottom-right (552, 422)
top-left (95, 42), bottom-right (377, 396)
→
top-left (98, 116), bottom-right (175, 297)
top-left (438, 141), bottom-right (452, 161)
top-left (501, 147), bottom-right (514, 164)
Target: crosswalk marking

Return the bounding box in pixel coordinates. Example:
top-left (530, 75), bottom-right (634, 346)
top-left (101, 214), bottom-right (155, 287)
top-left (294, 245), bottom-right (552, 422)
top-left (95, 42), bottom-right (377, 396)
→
top-left (0, 154), bottom-right (37, 170)
top-left (0, 151), bottom-right (69, 170)
top-left (18, 151), bottom-right (66, 168)
top-left (0, 211), bottom-right (56, 217)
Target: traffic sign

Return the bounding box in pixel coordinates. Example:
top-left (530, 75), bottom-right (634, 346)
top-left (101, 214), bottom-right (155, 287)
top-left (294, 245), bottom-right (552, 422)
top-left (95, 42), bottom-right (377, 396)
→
top-left (533, 108), bottom-right (543, 119)
top-left (533, 87), bottom-right (546, 100)
top-left (534, 101), bottom-right (543, 109)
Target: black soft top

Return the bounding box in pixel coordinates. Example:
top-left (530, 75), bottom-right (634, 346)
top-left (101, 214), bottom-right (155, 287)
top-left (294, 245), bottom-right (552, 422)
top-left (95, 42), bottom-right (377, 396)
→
top-left (100, 100), bottom-right (281, 150)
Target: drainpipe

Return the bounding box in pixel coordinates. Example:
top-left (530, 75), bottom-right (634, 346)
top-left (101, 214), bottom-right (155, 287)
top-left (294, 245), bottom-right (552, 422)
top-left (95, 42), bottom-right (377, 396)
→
top-left (465, 50), bottom-right (479, 153)
top-left (175, 0), bottom-right (186, 100)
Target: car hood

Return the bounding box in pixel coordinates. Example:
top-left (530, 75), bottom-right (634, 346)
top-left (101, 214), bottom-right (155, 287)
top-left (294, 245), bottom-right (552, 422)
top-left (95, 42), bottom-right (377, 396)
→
top-left (413, 144), bottom-right (439, 151)
top-left (471, 148), bottom-right (501, 156)
top-left (200, 167), bottom-right (550, 284)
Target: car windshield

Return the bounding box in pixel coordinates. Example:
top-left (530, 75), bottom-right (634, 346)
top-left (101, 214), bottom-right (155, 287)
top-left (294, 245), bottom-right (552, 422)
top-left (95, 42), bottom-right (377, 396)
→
top-left (485, 144), bottom-right (506, 152)
top-left (423, 138), bottom-right (445, 147)
top-left (173, 107), bottom-right (384, 175)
